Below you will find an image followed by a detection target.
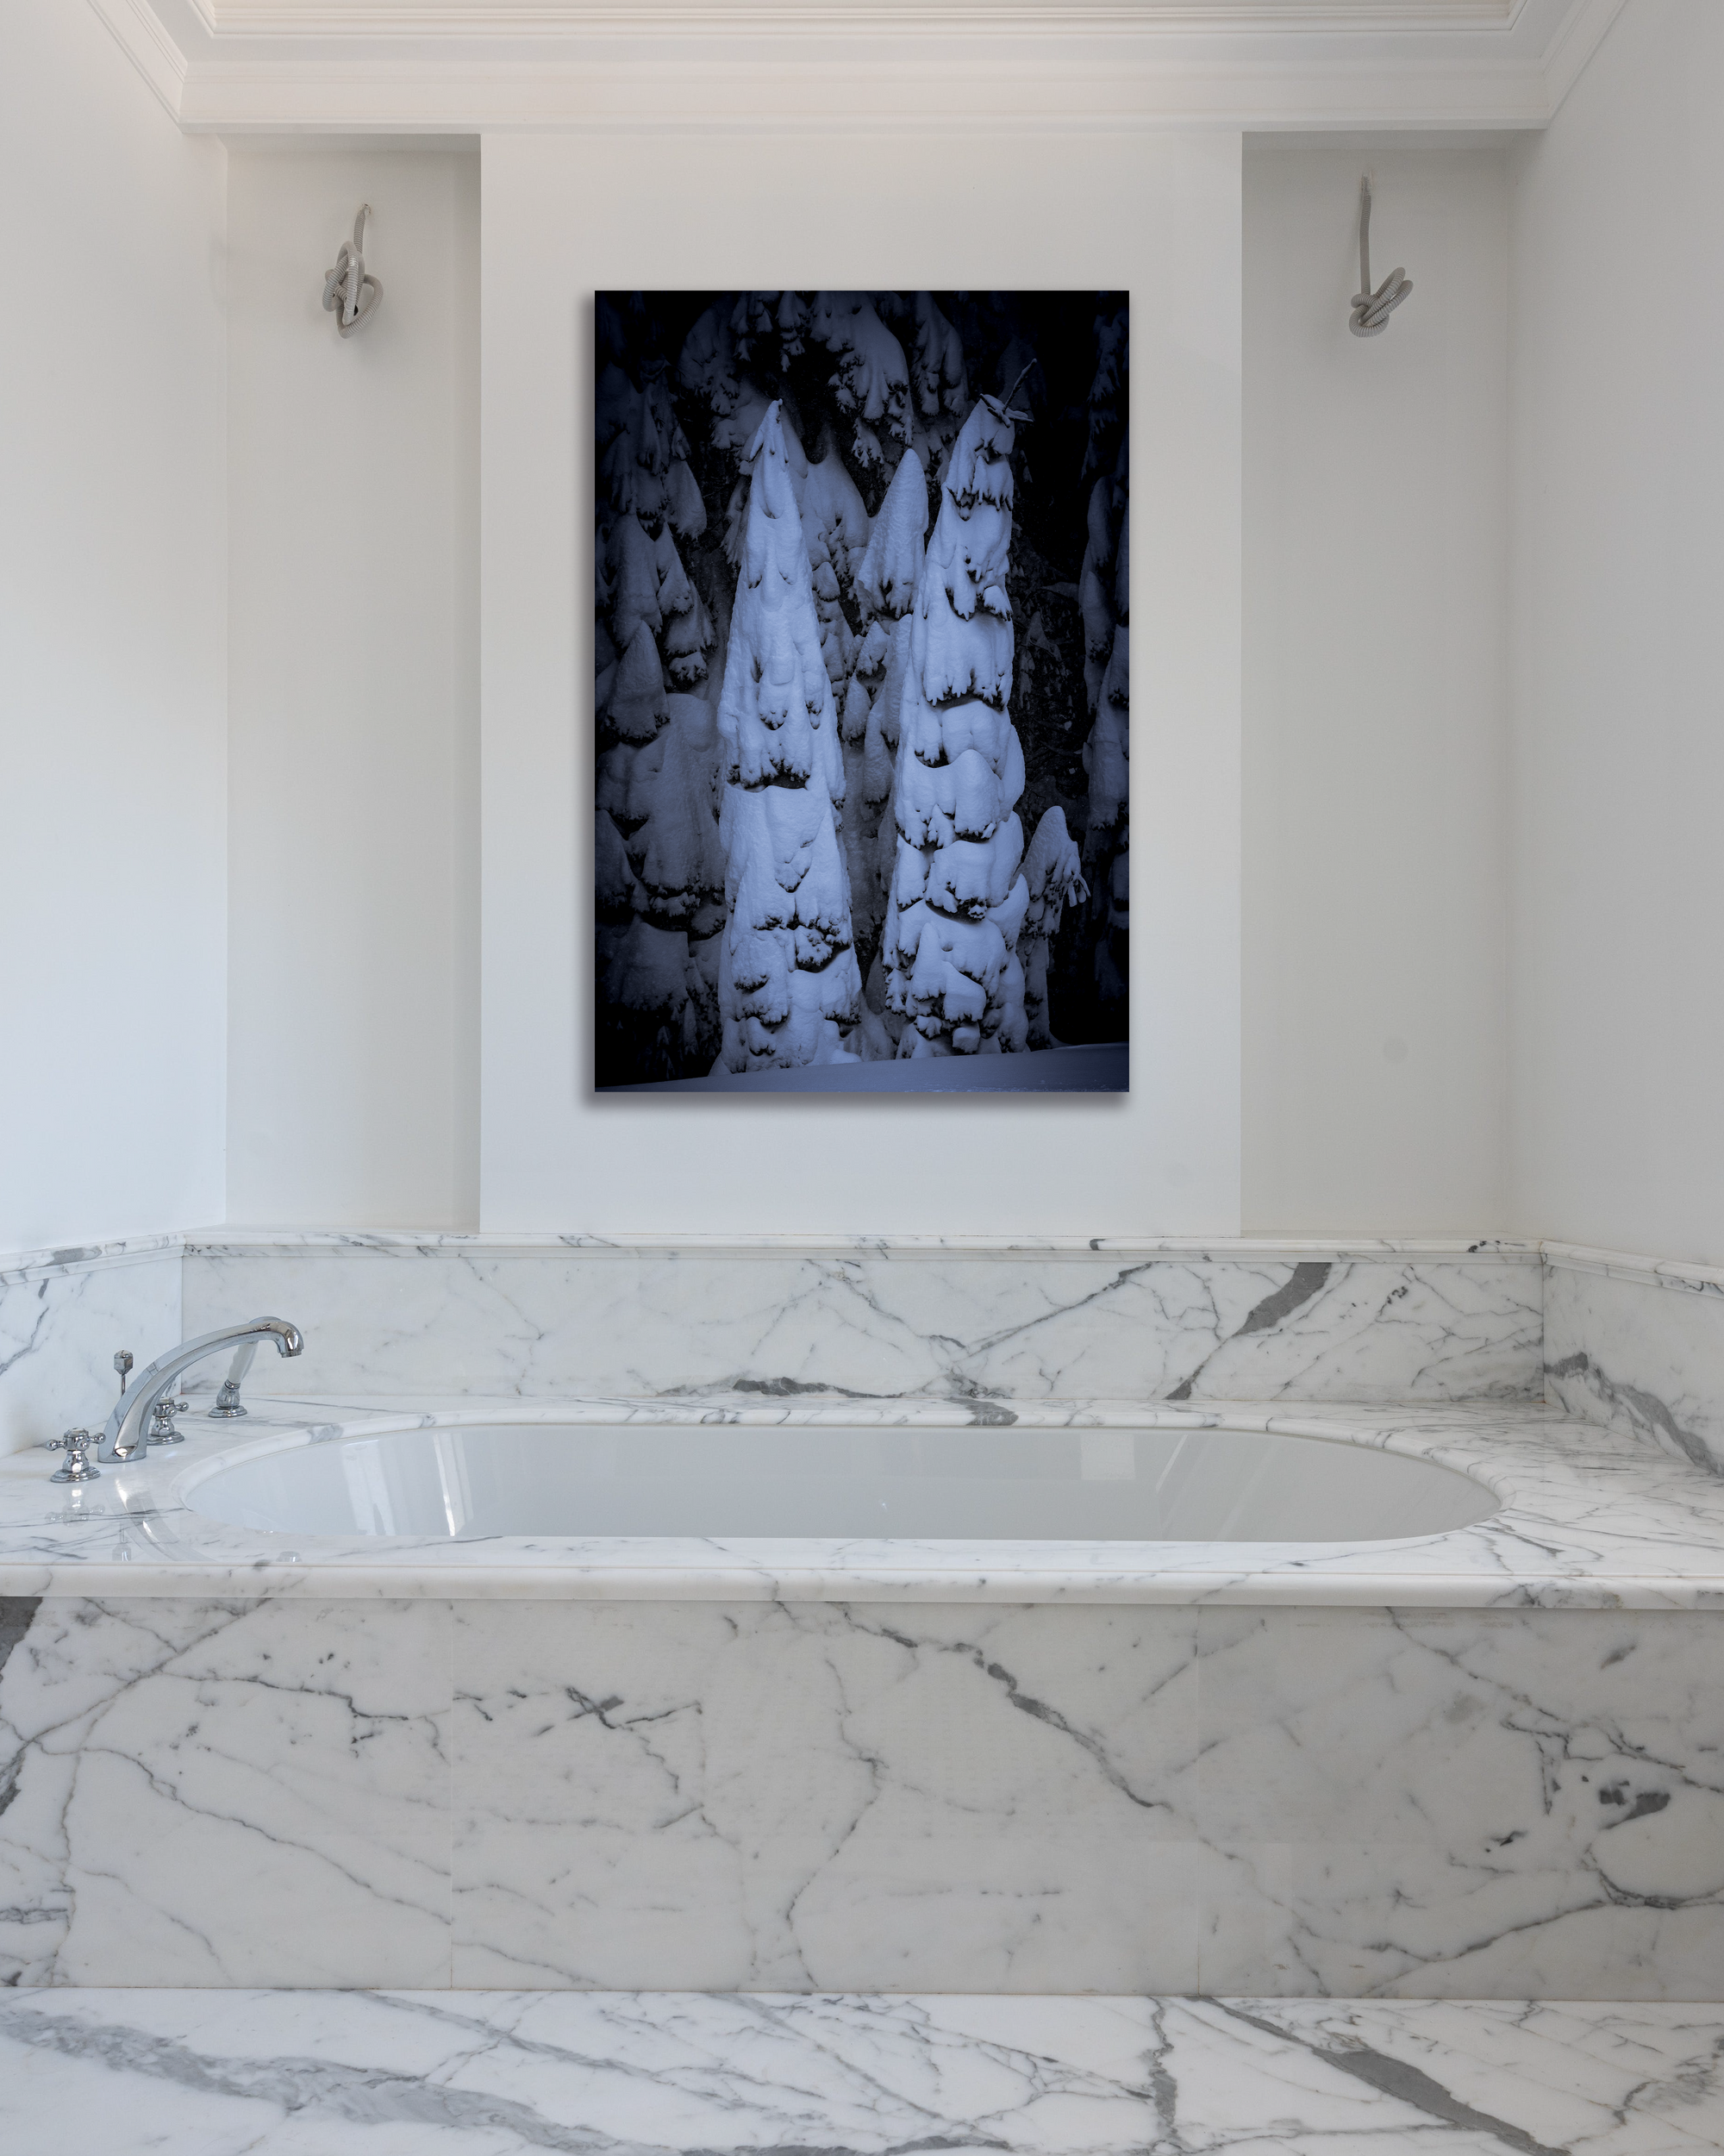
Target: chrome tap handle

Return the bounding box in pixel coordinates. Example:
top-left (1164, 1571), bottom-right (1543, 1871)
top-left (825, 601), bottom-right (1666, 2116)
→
top-left (47, 1429), bottom-right (100, 1484)
top-left (149, 1395), bottom-right (190, 1446)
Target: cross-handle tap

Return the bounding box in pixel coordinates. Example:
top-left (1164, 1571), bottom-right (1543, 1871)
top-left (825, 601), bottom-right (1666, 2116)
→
top-left (97, 1318), bottom-right (303, 1464)
top-left (46, 1429), bottom-right (100, 1484)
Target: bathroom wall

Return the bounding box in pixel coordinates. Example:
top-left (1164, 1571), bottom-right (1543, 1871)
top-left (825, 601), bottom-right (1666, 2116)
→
top-left (1242, 138), bottom-right (1512, 1238)
top-left (1509, 0), bottom-right (1724, 1269)
top-left (204, 132), bottom-right (1529, 1247)
top-left (0, 0), bottom-right (228, 1253)
top-left (225, 146), bottom-right (481, 1231)
top-left (479, 130), bottom-right (1244, 1237)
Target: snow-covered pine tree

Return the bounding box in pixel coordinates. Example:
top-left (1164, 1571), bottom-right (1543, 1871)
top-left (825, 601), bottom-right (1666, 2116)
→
top-left (1080, 304), bottom-right (1129, 1013)
top-left (883, 390), bottom-right (1035, 1055)
top-left (807, 292), bottom-right (912, 474)
top-left (801, 434), bottom-right (871, 698)
top-left (844, 445), bottom-right (929, 991)
top-left (595, 351), bottom-right (725, 1078)
top-left (713, 401), bottom-right (861, 1072)
top-left (1015, 807), bottom-right (1089, 1048)
top-left (909, 291), bottom-right (968, 484)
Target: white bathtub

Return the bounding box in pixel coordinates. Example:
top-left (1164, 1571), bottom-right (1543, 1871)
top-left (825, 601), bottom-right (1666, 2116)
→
top-left (181, 1417), bottom-right (1497, 1542)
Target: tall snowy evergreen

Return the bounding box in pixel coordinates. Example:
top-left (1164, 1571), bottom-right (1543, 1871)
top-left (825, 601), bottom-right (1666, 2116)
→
top-left (1080, 304), bottom-right (1130, 1012)
top-left (1016, 807), bottom-right (1088, 1049)
top-left (595, 347), bottom-right (726, 1078)
top-left (808, 292), bottom-right (912, 473)
top-left (713, 401), bottom-right (861, 1071)
top-left (844, 445), bottom-right (928, 991)
top-left (883, 391), bottom-right (1035, 1055)
top-left (908, 291), bottom-right (968, 484)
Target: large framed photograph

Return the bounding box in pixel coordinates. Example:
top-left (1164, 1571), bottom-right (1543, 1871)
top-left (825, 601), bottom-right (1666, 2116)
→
top-left (594, 291), bottom-right (1128, 1094)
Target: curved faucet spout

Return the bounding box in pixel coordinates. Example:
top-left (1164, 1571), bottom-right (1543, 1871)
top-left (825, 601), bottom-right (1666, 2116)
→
top-left (99, 1317), bottom-right (303, 1463)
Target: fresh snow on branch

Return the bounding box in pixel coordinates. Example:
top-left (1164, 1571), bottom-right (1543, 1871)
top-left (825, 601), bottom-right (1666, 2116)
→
top-left (809, 292), bottom-right (912, 469)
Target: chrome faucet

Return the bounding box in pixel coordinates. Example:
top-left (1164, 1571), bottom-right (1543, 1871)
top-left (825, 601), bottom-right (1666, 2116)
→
top-left (97, 1317), bottom-right (304, 1463)
top-left (209, 1340), bottom-right (261, 1418)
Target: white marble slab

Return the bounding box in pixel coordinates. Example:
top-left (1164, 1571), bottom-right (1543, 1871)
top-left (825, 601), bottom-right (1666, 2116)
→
top-left (1546, 1249), bottom-right (1724, 1476)
top-left (0, 1596), bottom-right (453, 1987)
top-left (445, 1598), bottom-right (1724, 1997)
top-left (4, 1395), bottom-right (1724, 1609)
top-left (448, 1597), bottom-right (1209, 1993)
top-left (0, 1237), bottom-right (180, 1460)
top-left (0, 1989), bottom-right (1720, 2153)
top-left (180, 1232), bottom-right (1545, 1406)
top-left (5, 1582), bottom-right (1722, 1996)
top-left (1191, 1605), bottom-right (1724, 2001)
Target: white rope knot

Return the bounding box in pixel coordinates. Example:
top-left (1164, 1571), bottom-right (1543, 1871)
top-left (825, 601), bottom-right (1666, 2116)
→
top-left (1349, 178), bottom-right (1412, 339)
top-left (322, 204), bottom-right (382, 338)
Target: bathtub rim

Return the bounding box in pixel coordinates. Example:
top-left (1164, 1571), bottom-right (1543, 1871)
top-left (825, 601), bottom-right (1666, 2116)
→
top-left (7, 1394), bottom-right (1724, 1609)
top-left (165, 1402), bottom-right (1504, 1549)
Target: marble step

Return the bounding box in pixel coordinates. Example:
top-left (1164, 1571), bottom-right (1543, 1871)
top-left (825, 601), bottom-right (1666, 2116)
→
top-left (0, 1990), bottom-right (1719, 2153)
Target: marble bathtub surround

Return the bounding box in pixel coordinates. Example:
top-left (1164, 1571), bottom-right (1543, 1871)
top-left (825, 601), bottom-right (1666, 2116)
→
top-left (2, 1990), bottom-right (1719, 2155)
top-left (179, 1231), bottom-right (1546, 1407)
top-left (2, 1399), bottom-right (1724, 1996)
top-left (3, 1580), bottom-right (1721, 1995)
top-left (1546, 1245), bottom-right (1724, 1476)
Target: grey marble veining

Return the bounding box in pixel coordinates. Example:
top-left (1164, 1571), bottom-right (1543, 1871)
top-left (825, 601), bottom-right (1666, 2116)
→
top-left (0, 1239), bottom-right (180, 1461)
top-left (3, 1580), bottom-right (1722, 1997)
top-left (0, 1595), bottom-right (453, 1987)
top-left (0, 1989), bottom-right (1720, 2153)
top-left (447, 1599), bottom-right (1724, 1997)
top-left (1546, 1250), bottom-right (1724, 1477)
top-left (180, 1234), bottom-right (1545, 1406)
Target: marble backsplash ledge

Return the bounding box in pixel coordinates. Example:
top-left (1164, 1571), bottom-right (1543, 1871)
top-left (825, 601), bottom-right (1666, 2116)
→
top-left (0, 1238), bottom-right (182, 1459)
top-left (1545, 1244), bottom-right (1724, 1476)
top-left (178, 1234), bottom-right (1545, 1406)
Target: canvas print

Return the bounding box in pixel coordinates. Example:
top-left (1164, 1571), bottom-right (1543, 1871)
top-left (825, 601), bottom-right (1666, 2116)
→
top-left (594, 291), bottom-right (1128, 1093)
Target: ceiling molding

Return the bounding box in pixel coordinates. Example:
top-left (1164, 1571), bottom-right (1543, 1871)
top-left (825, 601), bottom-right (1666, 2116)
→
top-left (184, 1), bottom-right (1530, 28)
top-left (88, 0), bottom-right (188, 121)
top-left (1540, 0), bottom-right (1625, 110)
top-left (91, 0), bottom-right (1627, 134)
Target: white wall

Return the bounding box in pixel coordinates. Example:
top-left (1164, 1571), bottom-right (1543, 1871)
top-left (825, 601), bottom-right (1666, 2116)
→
top-left (0, 0), bottom-right (227, 1253)
top-left (1242, 138), bottom-right (1512, 1236)
top-left (1509, 0), bottom-right (1724, 1268)
top-left (227, 147), bottom-right (481, 1228)
top-left (481, 131), bottom-right (1243, 1236)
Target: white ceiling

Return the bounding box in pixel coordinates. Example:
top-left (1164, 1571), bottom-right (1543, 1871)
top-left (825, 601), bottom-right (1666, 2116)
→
top-left (91, 0), bottom-right (1626, 131)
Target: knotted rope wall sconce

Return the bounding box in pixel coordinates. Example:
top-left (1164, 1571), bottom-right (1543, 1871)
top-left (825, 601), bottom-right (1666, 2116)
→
top-left (322, 203), bottom-right (383, 338)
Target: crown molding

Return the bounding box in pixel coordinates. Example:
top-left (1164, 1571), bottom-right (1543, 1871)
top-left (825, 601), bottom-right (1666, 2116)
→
top-left (1539, 0), bottom-right (1624, 109)
top-left (88, 0), bottom-right (189, 121)
top-left (90, 0), bottom-right (1625, 133)
top-left (188, 1), bottom-right (1526, 28)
